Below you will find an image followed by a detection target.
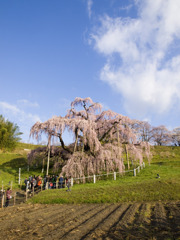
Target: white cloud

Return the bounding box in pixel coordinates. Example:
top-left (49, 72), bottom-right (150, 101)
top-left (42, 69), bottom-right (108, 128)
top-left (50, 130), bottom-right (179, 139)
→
top-left (90, 0), bottom-right (180, 118)
top-left (0, 101), bottom-right (41, 142)
top-left (17, 99), bottom-right (39, 108)
top-left (0, 101), bottom-right (20, 114)
top-left (87, 0), bottom-right (93, 19)
top-left (0, 101), bottom-right (41, 123)
top-left (119, 4), bottom-right (133, 12)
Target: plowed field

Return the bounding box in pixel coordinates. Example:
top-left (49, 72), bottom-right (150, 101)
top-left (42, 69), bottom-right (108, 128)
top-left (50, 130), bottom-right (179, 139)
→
top-left (0, 202), bottom-right (179, 240)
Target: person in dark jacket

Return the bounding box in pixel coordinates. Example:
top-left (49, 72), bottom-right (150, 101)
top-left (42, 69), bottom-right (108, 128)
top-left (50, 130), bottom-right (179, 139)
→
top-left (59, 176), bottom-right (64, 188)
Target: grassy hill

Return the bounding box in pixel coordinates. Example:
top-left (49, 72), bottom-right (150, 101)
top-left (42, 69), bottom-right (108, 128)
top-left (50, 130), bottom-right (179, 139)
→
top-left (0, 143), bottom-right (180, 203)
top-left (0, 142), bottom-right (43, 189)
top-left (29, 145), bottom-right (180, 204)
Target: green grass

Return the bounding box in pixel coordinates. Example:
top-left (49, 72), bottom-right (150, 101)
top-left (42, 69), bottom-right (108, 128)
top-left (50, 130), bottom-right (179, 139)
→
top-left (29, 146), bottom-right (180, 204)
top-left (1, 144), bottom-right (180, 203)
top-left (0, 142), bottom-right (43, 189)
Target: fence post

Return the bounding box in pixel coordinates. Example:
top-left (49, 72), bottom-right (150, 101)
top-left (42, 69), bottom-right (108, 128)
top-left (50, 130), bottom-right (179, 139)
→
top-left (56, 181), bottom-right (58, 189)
top-left (93, 175), bottom-right (96, 184)
top-left (114, 172), bottom-right (116, 180)
top-left (1, 192), bottom-right (4, 208)
top-left (71, 178), bottom-right (73, 187)
top-left (143, 162), bottom-right (145, 168)
top-left (18, 168), bottom-right (21, 185)
top-left (137, 166), bottom-right (140, 173)
top-left (26, 188), bottom-right (28, 201)
top-left (14, 192), bottom-right (16, 206)
top-left (133, 168), bottom-right (136, 177)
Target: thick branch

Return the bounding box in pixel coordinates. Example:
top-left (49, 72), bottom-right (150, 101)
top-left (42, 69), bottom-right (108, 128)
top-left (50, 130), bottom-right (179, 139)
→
top-left (99, 121), bottom-right (119, 142)
top-left (58, 134), bottom-right (72, 154)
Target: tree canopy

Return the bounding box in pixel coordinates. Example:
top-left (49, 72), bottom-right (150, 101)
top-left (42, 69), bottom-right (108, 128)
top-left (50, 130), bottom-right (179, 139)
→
top-left (29, 97), bottom-right (152, 177)
top-left (0, 115), bottom-right (22, 150)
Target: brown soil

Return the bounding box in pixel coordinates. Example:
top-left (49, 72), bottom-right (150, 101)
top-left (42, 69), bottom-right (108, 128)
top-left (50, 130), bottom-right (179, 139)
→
top-left (0, 202), bottom-right (179, 240)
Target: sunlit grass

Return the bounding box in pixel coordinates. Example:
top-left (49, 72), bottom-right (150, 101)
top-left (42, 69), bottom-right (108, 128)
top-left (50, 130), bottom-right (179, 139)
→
top-left (0, 143), bottom-right (43, 189)
top-left (1, 144), bottom-right (180, 203)
top-left (29, 147), bottom-right (180, 203)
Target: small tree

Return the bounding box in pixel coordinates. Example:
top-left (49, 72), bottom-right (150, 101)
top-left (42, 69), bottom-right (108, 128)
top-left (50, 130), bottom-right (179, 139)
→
top-left (0, 115), bottom-right (22, 151)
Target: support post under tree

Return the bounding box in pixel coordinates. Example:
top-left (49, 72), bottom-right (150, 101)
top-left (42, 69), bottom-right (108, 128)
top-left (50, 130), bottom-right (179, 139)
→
top-left (46, 135), bottom-right (51, 176)
top-left (125, 144), bottom-right (130, 170)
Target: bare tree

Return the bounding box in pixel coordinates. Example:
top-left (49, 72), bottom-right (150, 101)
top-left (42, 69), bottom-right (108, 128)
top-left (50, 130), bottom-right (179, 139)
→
top-left (151, 125), bottom-right (172, 146)
top-left (172, 127), bottom-right (180, 146)
top-left (130, 120), bottom-right (153, 143)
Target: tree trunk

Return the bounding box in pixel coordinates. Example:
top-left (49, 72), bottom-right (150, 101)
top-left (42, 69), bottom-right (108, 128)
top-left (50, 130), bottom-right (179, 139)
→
top-left (125, 144), bottom-right (130, 170)
top-left (46, 135), bottom-right (51, 176)
top-left (74, 128), bottom-right (79, 152)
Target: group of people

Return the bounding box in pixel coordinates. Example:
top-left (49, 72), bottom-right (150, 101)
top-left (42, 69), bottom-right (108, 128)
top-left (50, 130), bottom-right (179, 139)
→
top-left (1, 175), bottom-right (71, 208)
top-left (24, 175), bottom-right (43, 190)
top-left (24, 175), bottom-right (71, 191)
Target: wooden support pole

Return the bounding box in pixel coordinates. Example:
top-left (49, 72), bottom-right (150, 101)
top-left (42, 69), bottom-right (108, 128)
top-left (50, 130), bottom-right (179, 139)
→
top-left (125, 144), bottom-right (130, 170)
top-left (137, 166), bottom-right (140, 173)
top-left (134, 168), bottom-right (136, 177)
top-left (46, 135), bottom-right (51, 176)
top-left (46, 147), bottom-right (50, 176)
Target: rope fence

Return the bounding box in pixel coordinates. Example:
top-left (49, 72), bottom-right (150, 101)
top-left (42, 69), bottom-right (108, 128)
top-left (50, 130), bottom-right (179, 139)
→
top-left (0, 162), bottom-right (145, 208)
top-left (71, 162), bottom-right (145, 185)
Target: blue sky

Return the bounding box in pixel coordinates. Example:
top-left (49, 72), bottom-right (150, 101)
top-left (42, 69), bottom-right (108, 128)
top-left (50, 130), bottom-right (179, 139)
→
top-left (1, 0), bottom-right (180, 144)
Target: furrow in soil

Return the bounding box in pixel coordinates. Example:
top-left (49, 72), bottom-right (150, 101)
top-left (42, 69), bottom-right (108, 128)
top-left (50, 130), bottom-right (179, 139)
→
top-left (50, 204), bottom-right (112, 240)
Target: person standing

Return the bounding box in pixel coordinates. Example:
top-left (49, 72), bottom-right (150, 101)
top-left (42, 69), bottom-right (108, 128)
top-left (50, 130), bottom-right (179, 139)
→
top-left (5, 188), bottom-right (11, 207)
top-left (59, 176), bottom-right (64, 189)
top-left (66, 176), bottom-right (71, 192)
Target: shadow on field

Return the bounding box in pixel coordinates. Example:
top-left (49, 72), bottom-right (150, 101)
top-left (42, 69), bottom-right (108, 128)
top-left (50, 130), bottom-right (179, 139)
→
top-left (104, 213), bottom-right (179, 240)
top-left (0, 157), bottom-right (27, 183)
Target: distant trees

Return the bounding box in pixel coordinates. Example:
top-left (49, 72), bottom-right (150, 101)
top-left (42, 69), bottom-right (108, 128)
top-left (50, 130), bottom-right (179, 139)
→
top-left (0, 115), bottom-right (22, 151)
top-left (151, 125), bottom-right (172, 146)
top-left (172, 127), bottom-right (180, 146)
top-left (131, 121), bottom-right (175, 146)
top-left (130, 120), bottom-right (153, 143)
top-left (30, 97), bottom-right (151, 177)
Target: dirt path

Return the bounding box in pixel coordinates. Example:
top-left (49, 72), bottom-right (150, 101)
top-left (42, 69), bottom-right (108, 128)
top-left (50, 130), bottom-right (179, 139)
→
top-left (0, 202), bottom-right (179, 240)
